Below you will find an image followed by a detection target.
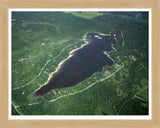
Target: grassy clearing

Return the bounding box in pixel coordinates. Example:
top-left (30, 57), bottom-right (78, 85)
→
top-left (65, 11), bottom-right (104, 19)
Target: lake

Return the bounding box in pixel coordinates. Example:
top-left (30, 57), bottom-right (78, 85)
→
top-left (33, 32), bottom-right (117, 97)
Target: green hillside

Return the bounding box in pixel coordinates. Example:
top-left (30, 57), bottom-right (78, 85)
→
top-left (11, 11), bottom-right (149, 115)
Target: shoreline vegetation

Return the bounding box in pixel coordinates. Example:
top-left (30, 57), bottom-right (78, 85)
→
top-left (33, 32), bottom-right (118, 97)
top-left (12, 11), bottom-right (149, 115)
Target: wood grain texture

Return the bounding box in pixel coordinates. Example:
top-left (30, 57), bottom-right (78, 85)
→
top-left (0, 0), bottom-right (160, 127)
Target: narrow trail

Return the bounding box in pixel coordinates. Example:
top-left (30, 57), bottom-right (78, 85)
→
top-left (134, 86), bottom-right (148, 101)
top-left (120, 31), bottom-right (125, 47)
top-left (136, 86), bottom-right (148, 95)
top-left (118, 86), bottom-right (148, 114)
top-left (12, 103), bottom-right (23, 115)
top-left (24, 57), bottom-right (124, 107)
top-left (49, 60), bottom-right (124, 103)
top-left (57, 44), bottom-right (73, 57)
top-left (134, 95), bottom-right (146, 102)
top-left (12, 59), bottom-right (51, 90)
top-left (133, 62), bottom-right (148, 102)
top-left (12, 43), bottom-right (74, 91)
top-left (12, 33), bottom-right (126, 114)
top-left (140, 63), bottom-right (148, 72)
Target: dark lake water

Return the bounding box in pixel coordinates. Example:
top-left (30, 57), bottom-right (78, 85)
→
top-left (34, 32), bottom-right (117, 97)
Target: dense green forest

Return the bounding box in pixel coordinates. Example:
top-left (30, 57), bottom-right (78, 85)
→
top-left (11, 11), bottom-right (149, 115)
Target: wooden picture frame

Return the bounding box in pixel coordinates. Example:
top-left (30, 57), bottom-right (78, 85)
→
top-left (0, 0), bottom-right (160, 127)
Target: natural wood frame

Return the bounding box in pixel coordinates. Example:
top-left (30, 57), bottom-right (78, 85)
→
top-left (0, 0), bottom-right (160, 127)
